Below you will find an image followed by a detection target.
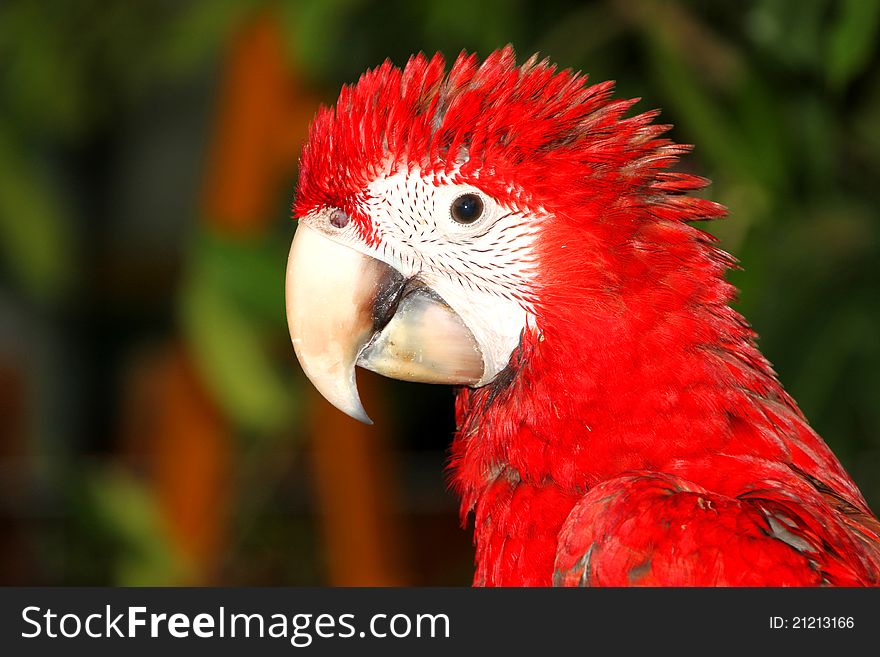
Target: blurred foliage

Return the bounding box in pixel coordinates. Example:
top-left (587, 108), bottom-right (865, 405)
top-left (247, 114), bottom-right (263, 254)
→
top-left (0, 126), bottom-right (75, 302)
top-left (1, 0), bottom-right (878, 584)
top-left (78, 467), bottom-right (187, 586)
top-left (179, 227), bottom-right (296, 435)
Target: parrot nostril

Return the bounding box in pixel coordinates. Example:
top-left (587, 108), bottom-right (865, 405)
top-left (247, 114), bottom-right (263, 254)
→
top-left (329, 209), bottom-right (350, 229)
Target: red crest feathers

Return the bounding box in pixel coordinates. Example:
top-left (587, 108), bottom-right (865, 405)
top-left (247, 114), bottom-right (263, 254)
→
top-left (294, 46), bottom-right (725, 230)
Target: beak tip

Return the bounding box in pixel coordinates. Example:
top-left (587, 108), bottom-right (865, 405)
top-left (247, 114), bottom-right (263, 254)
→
top-left (345, 404), bottom-right (374, 425)
top-left (296, 359), bottom-right (375, 425)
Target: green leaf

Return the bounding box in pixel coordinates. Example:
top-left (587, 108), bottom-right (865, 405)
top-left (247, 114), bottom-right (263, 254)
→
top-left (189, 227), bottom-right (289, 325)
top-left (179, 228), bottom-right (297, 434)
top-left (0, 127), bottom-right (75, 302)
top-left (158, 0), bottom-right (262, 74)
top-left (279, 0), bottom-right (369, 80)
top-left (84, 467), bottom-right (188, 586)
top-left (827, 0), bottom-right (880, 89)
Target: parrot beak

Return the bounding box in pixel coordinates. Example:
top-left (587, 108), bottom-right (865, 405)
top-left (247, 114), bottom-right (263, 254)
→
top-left (285, 224), bottom-right (484, 423)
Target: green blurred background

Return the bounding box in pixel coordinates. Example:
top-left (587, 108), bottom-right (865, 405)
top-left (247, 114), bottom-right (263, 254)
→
top-left (0, 0), bottom-right (878, 586)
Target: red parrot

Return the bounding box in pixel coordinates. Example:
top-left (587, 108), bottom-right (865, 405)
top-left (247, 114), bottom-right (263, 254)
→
top-left (285, 47), bottom-right (880, 586)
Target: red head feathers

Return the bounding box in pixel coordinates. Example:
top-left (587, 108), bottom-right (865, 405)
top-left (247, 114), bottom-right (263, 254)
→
top-left (295, 46), bottom-right (725, 238)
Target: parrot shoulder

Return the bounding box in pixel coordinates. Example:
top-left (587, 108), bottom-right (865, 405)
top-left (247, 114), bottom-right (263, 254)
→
top-left (552, 470), bottom-right (880, 586)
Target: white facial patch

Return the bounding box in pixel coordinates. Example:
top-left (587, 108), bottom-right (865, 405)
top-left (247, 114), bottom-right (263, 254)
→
top-left (348, 171), bottom-right (540, 386)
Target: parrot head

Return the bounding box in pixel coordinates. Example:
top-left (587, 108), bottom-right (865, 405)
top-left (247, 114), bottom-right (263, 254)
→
top-left (286, 47), bottom-right (725, 424)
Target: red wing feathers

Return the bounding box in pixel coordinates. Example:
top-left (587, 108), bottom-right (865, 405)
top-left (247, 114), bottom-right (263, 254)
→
top-left (553, 471), bottom-right (880, 586)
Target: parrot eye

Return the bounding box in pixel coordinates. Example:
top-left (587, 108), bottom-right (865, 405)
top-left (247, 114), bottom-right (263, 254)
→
top-left (329, 209), bottom-right (350, 229)
top-left (450, 194), bottom-right (484, 225)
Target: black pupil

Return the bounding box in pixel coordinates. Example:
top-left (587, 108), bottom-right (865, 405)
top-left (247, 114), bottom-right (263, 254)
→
top-left (451, 194), bottom-right (483, 224)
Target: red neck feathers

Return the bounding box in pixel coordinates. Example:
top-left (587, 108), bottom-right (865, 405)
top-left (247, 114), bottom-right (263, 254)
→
top-left (451, 202), bottom-right (867, 583)
top-left (446, 95), bottom-right (867, 583)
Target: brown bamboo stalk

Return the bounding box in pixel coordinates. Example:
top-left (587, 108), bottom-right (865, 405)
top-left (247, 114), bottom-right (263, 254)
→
top-left (150, 346), bottom-right (229, 583)
top-left (307, 372), bottom-right (410, 585)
